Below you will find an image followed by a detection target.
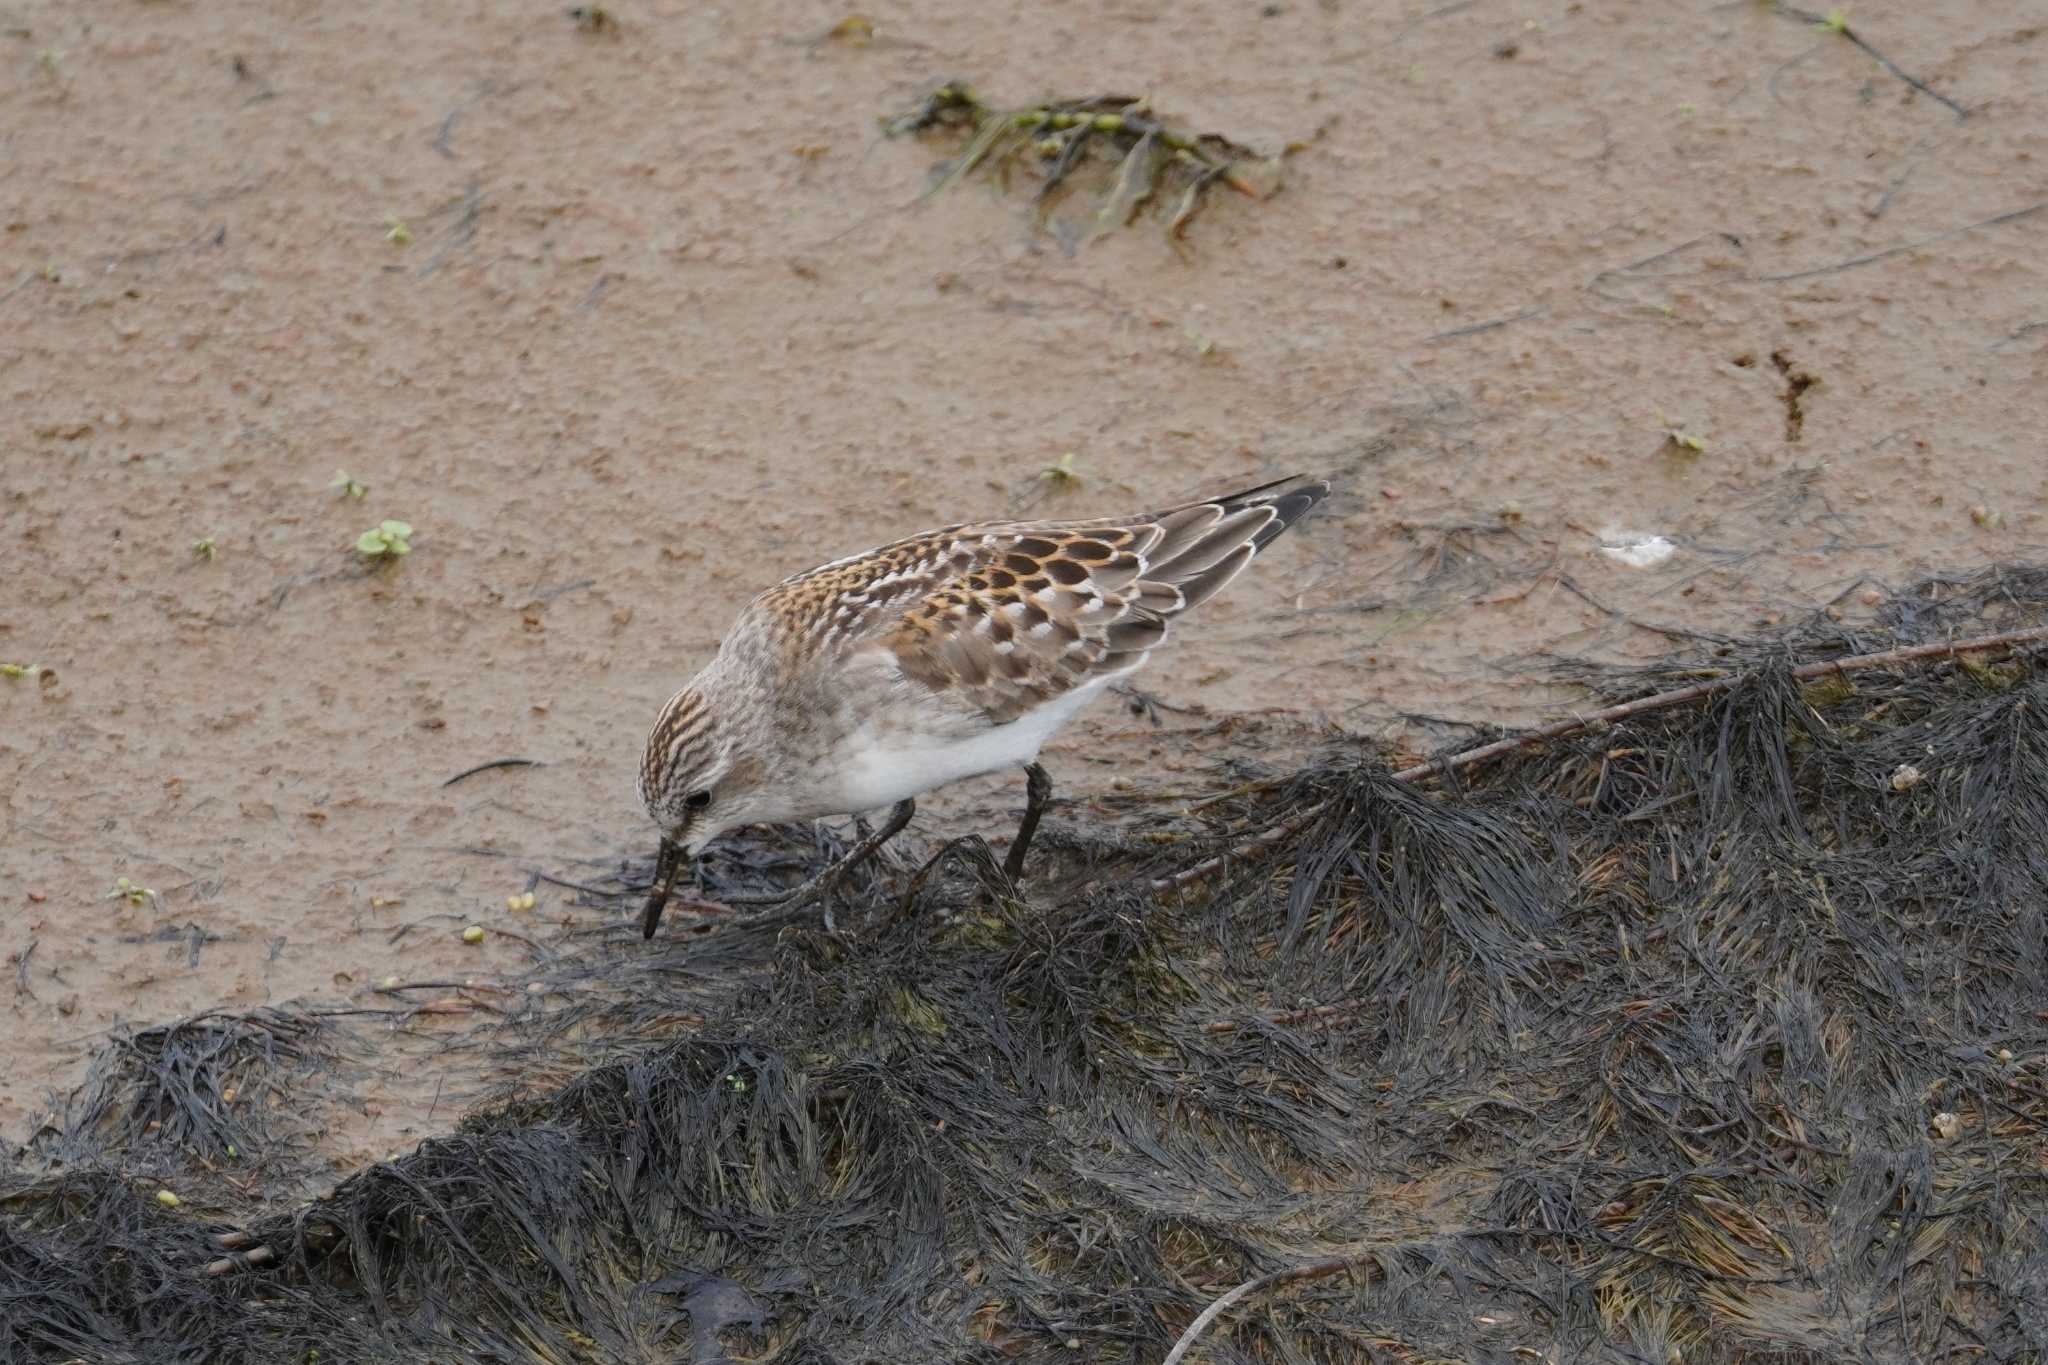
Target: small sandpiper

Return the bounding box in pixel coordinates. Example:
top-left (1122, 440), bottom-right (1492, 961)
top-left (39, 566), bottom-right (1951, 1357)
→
top-left (637, 473), bottom-right (1330, 936)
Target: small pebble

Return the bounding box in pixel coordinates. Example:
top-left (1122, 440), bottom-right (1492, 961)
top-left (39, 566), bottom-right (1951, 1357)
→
top-left (157, 1189), bottom-right (181, 1209)
top-left (1931, 1111), bottom-right (1961, 1140)
top-left (1996, 1048), bottom-right (2014, 1064)
top-left (1889, 763), bottom-right (1923, 792)
top-left (462, 925), bottom-right (485, 944)
top-left (381, 975), bottom-right (401, 990)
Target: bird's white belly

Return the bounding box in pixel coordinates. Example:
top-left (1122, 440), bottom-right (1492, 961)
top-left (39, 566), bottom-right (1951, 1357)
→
top-left (824, 676), bottom-right (1116, 813)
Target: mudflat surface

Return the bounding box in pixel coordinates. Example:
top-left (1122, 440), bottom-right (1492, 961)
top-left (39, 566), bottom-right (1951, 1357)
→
top-left (3, 1), bottom-right (2043, 1167)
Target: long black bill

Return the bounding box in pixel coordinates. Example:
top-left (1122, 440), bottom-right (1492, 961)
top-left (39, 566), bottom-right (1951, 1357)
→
top-left (641, 837), bottom-right (686, 940)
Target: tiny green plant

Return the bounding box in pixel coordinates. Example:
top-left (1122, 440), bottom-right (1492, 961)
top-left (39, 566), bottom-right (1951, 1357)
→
top-left (356, 520), bottom-right (412, 557)
top-left (1043, 452), bottom-right (1081, 486)
top-left (1655, 410), bottom-right (1707, 453)
top-left (330, 470), bottom-right (368, 499)
top-left (1817, 8), bottom-right (1849, 33)
top-left (384, 217), bottom-right (413, 246)
top-left (108, 876), bottom-right (159, 909)
top-left (1, 663), bottom-right (41, 680)
top-left (191, 535), bottom-right (219, 561)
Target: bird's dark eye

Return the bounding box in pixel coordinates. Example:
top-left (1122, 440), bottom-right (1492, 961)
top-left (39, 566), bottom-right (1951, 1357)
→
top-left (684, 790), bottom-right (712, 812)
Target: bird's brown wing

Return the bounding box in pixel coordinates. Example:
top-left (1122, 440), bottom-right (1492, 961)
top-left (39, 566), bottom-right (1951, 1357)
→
top-left (753, 474), bottom-right (1329, 724)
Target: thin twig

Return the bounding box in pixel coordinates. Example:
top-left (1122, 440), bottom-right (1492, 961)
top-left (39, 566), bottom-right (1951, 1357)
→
top-left (1162, 1255), bottom-right (1373, 1365)
top-left (442, 758), bottom-right (542, 787)
top-left (1154, 625), bottom-right (2048, 893)
top-left (1202, 997), bottom-right (1367, 1035)
top-left (1757, 201), bottom-right (2044, 283)
top-left (1422, 307), bottom-right (1547, 344)
top-left (1770, 4), bottom-right (1970, 119)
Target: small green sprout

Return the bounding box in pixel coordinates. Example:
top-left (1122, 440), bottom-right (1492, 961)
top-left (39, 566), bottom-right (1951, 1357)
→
top-left (1, 663), bottom-right (40, 680)
top-left (108, 876), bottom-right (159, 909)
top-left (355, 520), bottom-right (412, 557)
top-left (1817, 8), bottom-right (1848, 33)
top-left (823, 13), bottom-right (871, 43)
top-left (331, 470), bottom-right (368, 499)
top-left (1655, 411), bottom-right (1707, 453)
top-left (1043, 452), bottom-right (1081, 486)
top-left (384, 217), bottom-right (413, 246)
top-left (35, 47), bottom-right (63, 76)
top-left (191, 535), bottom-right (219, 561)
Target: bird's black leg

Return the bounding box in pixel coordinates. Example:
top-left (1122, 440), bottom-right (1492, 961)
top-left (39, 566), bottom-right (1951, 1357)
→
top-left (641, 837), bottom-right (687, 940)
top-left (1004, 762), bottom-right (1054, 883)
top-left (728, 798), bottom-right (916, 915)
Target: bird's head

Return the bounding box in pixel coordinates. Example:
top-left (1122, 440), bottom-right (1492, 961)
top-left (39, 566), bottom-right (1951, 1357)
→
top-left (639, 685), bottom-right (754, 856)
top-left (637, 681), bottom-right (776, 937)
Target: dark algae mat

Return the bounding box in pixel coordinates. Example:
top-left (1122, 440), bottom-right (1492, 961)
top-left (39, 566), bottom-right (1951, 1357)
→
top-left (7, 569), bottom-right (2048, 1363)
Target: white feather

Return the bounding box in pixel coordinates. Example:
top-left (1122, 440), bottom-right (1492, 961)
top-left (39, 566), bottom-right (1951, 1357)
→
top-left (822, 673), bottom-right (1126, 813)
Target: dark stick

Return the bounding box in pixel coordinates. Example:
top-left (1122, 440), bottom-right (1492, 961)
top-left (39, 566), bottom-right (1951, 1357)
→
top-left (1770, 3), bottom-right (1970, 119)
top-left (441, 758), bottom-right (542, 787)
top-left (1163, 1255), bottom-right (1372, 1365)
top-left (1155, 624), bottom-right (2048, 893)
top-left (1758, 201), bottom-right (2044, 283)
top-left (1202, 997), bottom-right (1367, 1035)
top-left (722, 799), bottom-right (916, 911)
